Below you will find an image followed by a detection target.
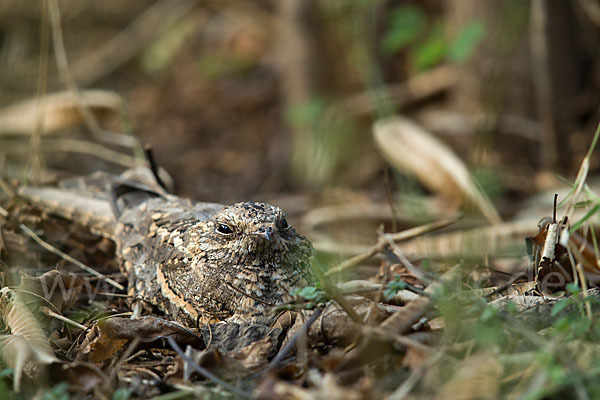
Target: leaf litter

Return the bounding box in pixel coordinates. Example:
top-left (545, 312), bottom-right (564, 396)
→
top-left (1, 122), bottom-right (600, 399)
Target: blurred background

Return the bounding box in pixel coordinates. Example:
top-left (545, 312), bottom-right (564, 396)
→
top-left (1, 0), bottom-right (599, 256)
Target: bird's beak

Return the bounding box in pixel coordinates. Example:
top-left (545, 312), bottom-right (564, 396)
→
top-left (252, 225), bottom-right (275, 241)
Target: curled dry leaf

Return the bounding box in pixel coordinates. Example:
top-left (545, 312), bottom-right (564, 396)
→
top-left (18, 269), bottom-right (86, 313)
top-left (373, 116), bottom-right (502, 224)
top-left (78, 316), bottom-right (204, 363)
top-left (0, 90), bottom-right (123, 135)
top-left (0, 287), bottom-right (58, 392)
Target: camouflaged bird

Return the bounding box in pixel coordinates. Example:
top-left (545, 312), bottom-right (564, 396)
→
top-left (19, 168), bottom-right (314, 326)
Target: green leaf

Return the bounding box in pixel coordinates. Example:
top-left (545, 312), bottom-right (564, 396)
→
top-left (566, 283), bottom-right (581, 295)
top-left (381, 5), bottom-right (425, 54)
top-left (447, 21), bottom-right (485, 63)
top-left (297, 286), bottom-right (319, 300)
top-left (480, 306), bottom-right (498, 322)
top-left (570, 203), bottom-right (600, 233)
top-left (553, 316), bottom-right (570, 332)
top-left (113, 388), bottom-right (131, 400)
top-left (286, 98), bottom-right (325, 128)
top-left (551, 298), bottom-right (570, 317)
top-left (42, 383), bottom-right (70, 400)
top-left (0, 368), bottom-right (12, 378)
top-left (412, 23), bottom-right (447, 71)
top-left (506, 301), bottom-right (518, 314)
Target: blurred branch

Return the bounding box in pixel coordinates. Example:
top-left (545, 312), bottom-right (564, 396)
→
top-left (577, 0), bottom-right (600, 26)
top-left (48, 0), bottom-right (103, 142)
top-left (275, 0), bottom-right (316, 185)
top-left (530, 0), bottom-right (558, 169)
top-left (325, 65), bottom-right (458, 119)
top-left (0, 90), bottom-right (123, 136)
top-left (71, 0), bottom-right (199, 87)
top-left (47, 0), bottom-right (139, 149)
top-left (30, 0), bottom-right (51, 183)
top-left (2, 138), bottom-right (139, 168)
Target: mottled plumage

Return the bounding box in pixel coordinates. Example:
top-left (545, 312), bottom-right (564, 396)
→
top-left (19, 169), bottom-right (314, 325)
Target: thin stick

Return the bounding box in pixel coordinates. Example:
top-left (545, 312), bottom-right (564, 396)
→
top-left (143, 144), bottom-right (169, 192)
top-left (19, 224), bottom-right (124, 290)
top-left (166, 336), bottom-right (248, 399)
top-left (264, 307), bottom-right (323, 374)
top-left (40, 307), bottom-right (87, 330)
top-left (43, 139), bottom-right (138, 168)
top-left (382, 234), bottom-right (432, 284)
top-left (326, 217), bottom-right (458, 276)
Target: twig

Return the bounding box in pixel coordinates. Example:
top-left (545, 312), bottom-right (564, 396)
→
top-left (326, 217), bottom-right (458, 276)
top-left (93, 292), bottom-right (132, 298)
top-left (19, 223), bottom-right (124, 290)
top-left (166, 336), bottom-right (248, 399)
top-left (360, 325), bottom-right (440, 355)
top-left (44, 139), bottom-right (139, 167)
top-left (380, 263), bottom-right (462, 335)
top-left (382, 234), bottom-right (432, 284)
top-left (1, 139), bottom-right (140, 168)
top-left (264, 307), bottom-right (323, 374)
top-left (40, 306), bottom-right (87, 330)
top-left (143, 144), bottom-right (169, 192)
top-left (484, 271), bottom-right (528, 299)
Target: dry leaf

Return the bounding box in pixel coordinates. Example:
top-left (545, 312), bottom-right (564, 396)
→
top-left (0, 287), bottom-right (58, 392)
top-left (79, 316), bottom-right (204, 362)
top-left (373, 116), bottom-right (501, 224)
top-left (19, 269), bottom-right (86, 313)
top-left (0, 90), bottom-right (122, 135)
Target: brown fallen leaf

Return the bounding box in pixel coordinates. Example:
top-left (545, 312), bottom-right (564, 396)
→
top-left (18, 269), bottom-right (86, 313)
top-left (373, 116), bottom-right (502, 224)
top-left (0, 287), bottom-right (58, 392)
top-left (78, 316), bottom-right (204, 363)
top-left (0, 90), bottom-right (123, 135)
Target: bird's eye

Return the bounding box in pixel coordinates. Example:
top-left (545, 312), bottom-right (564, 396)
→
top-left (216, 223), bottom-right (233, 235)
top-left (280, 218), bottom-right (289, 229)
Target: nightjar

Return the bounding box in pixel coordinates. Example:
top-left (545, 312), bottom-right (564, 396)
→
top-left (19, 168), bottom-right (314, 325)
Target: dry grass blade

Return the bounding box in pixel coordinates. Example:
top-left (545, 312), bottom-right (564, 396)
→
top-left (0, 90), bottom-right (123, 136)
top-left (395, 219), bottom-right (538, 260)
top-left (561, 122), bottom-right (600, 217)
top-left (325, 217), bottom-right (458, 276)
top-left (373, 117), bottom-right (502, 224)
top-left (19, 224), bottom-right (124, 290)
top-left (0, 287), bottom-right (58, 392)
